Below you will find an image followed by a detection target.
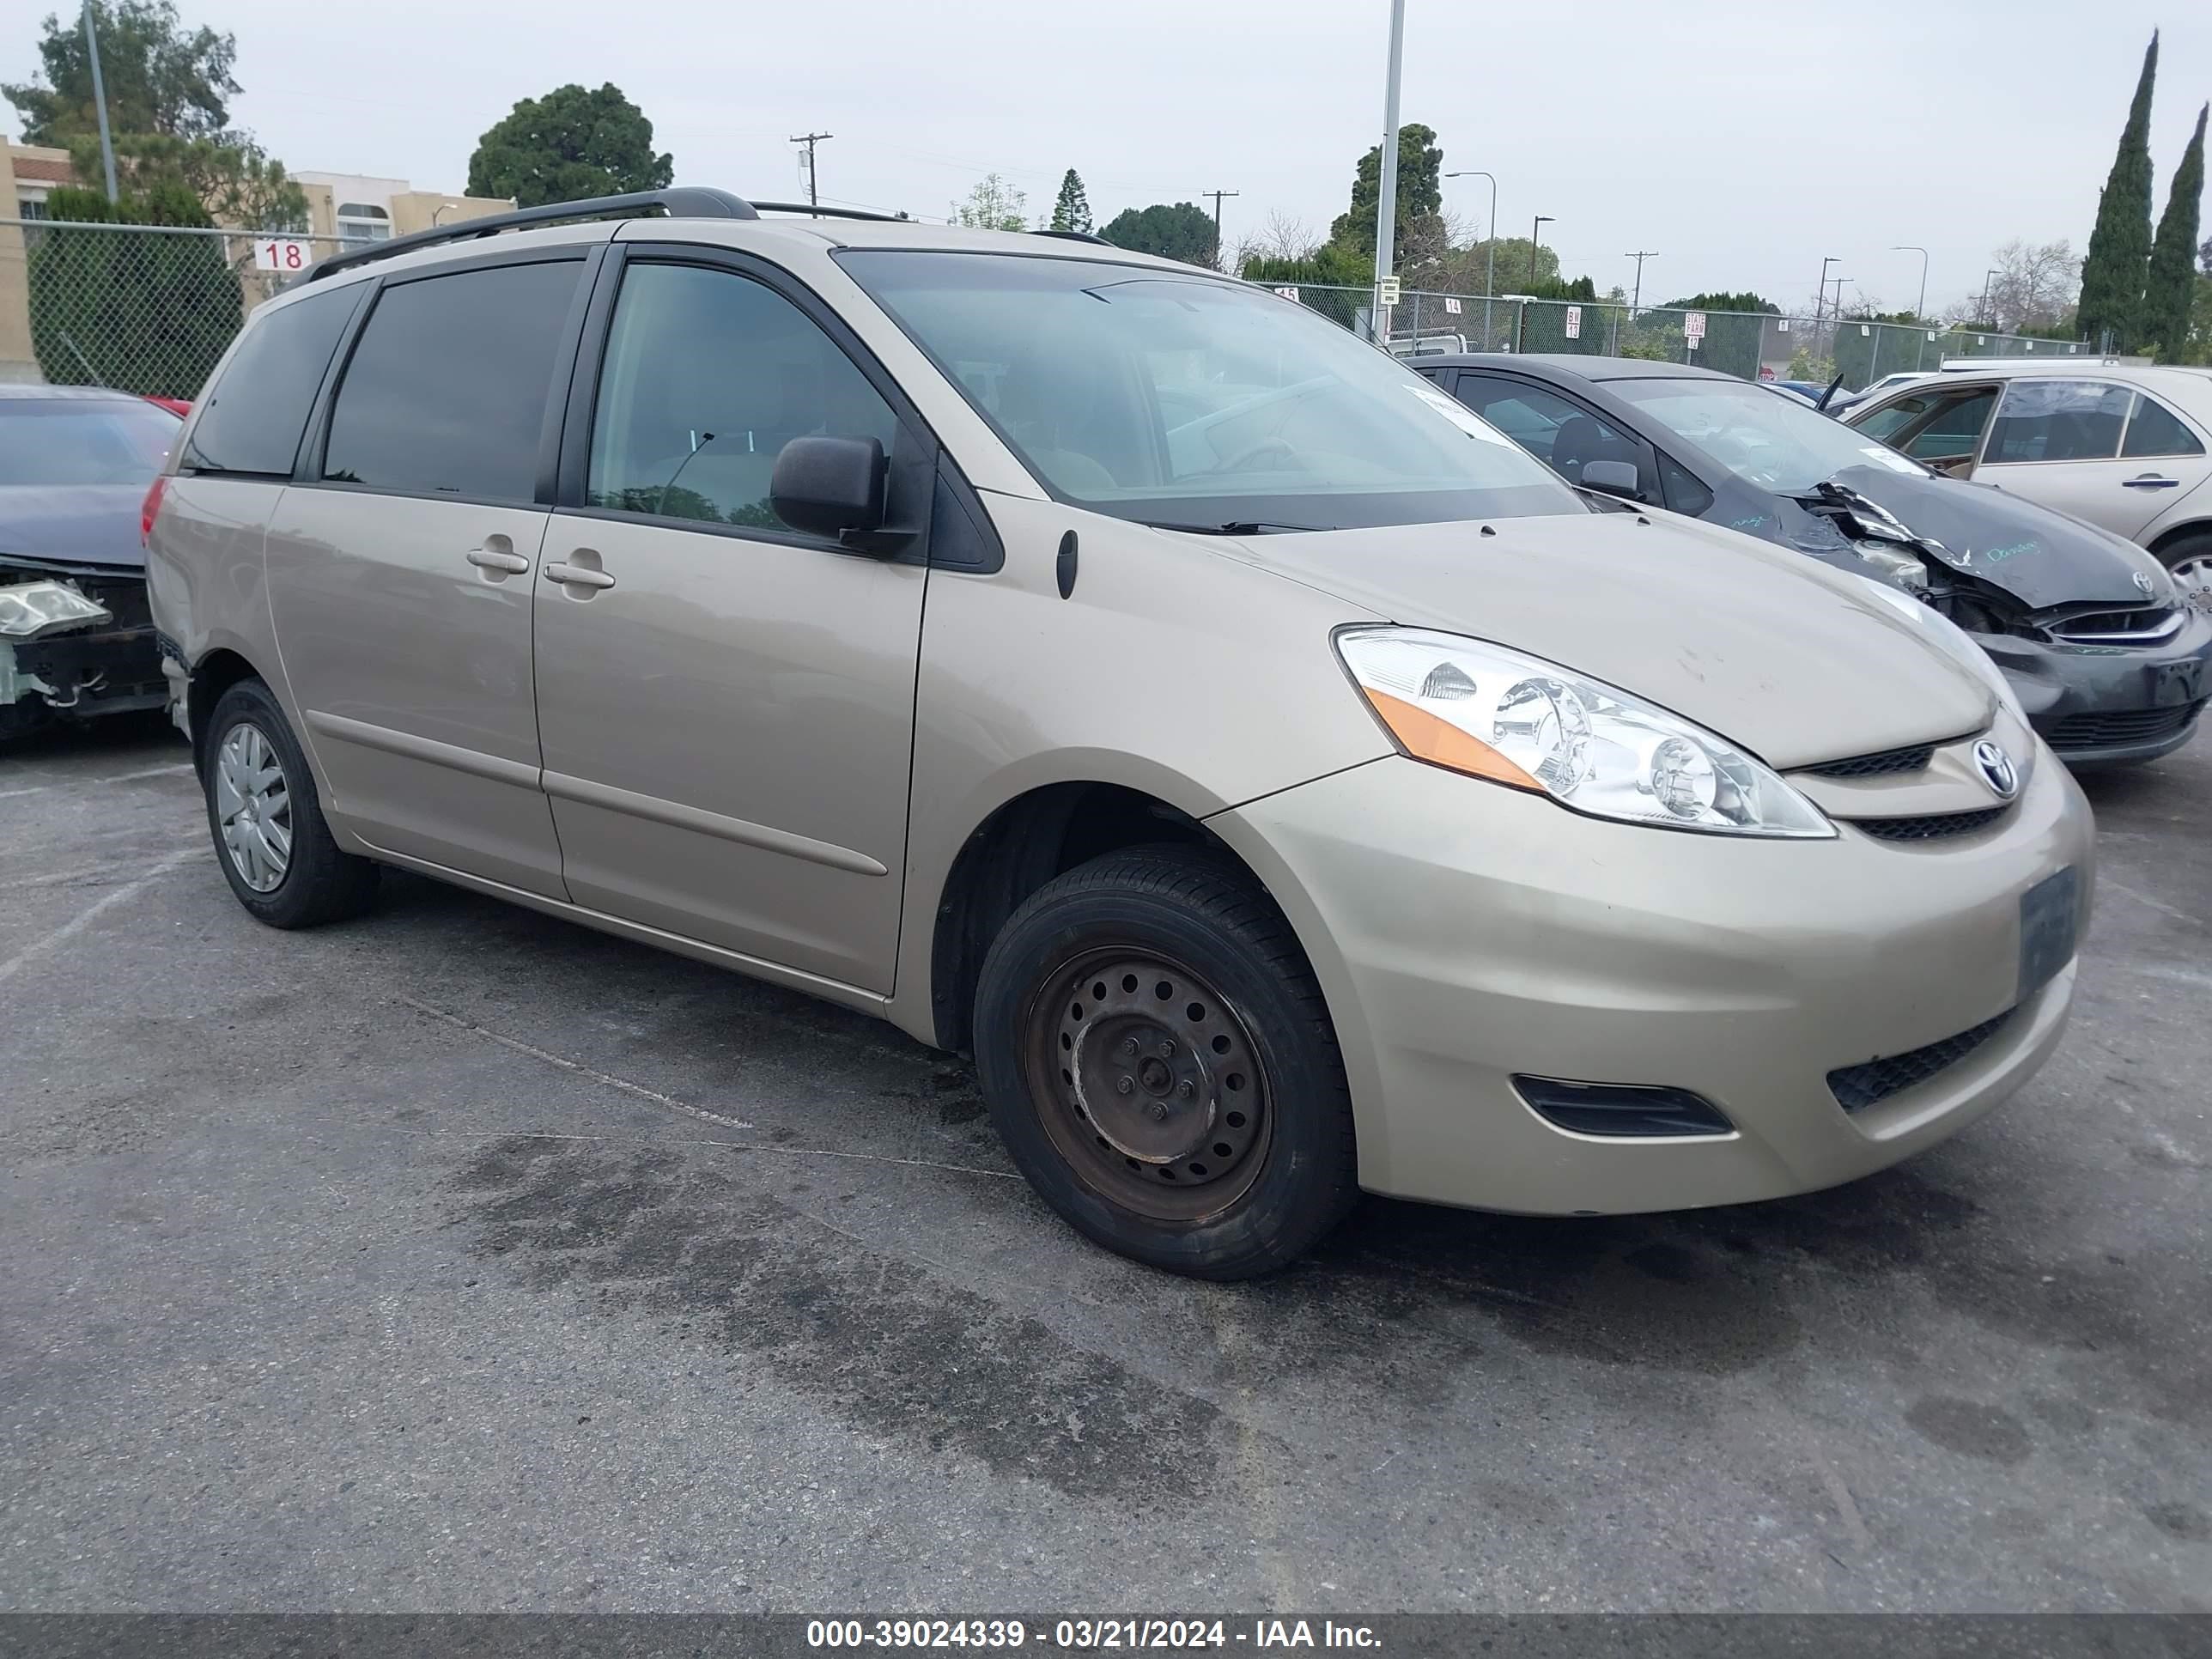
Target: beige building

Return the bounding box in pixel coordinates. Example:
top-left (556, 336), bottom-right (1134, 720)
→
top-left (1, 148), bottom-right (513, 384)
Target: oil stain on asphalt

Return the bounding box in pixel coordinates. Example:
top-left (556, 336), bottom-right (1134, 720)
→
top-left (446, 1134), bottom-right (1231, 1503)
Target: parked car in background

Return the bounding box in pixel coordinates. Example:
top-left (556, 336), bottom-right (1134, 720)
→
top-left (1844, 361), bottom-right (2212, 615)
top-left (1763, 381), bottom-right (1823, 409)
top-left (1825, 370), bottom-right (1932, 415)
top-left (0, 386), bottom-right (180, 739)
top-left (1419, 354), bottom-right (2210, 766)
top-left (147, 189), bottom-right (2094, 1277)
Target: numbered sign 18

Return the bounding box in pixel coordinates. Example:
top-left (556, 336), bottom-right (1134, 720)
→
top-left (252, 239), bottom-right (313, 274)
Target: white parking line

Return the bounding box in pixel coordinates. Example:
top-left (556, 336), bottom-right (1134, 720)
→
top-left (0, 762), bottom-right (193, 801)
top-left (0, 847), bottom-right (199, 986)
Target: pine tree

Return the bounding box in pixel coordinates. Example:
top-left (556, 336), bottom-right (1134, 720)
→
top-left (1049, 169), bottom-right (1091, 234)
top-left (2078, 33), bottom-right (2159, 350)
top-left (2147, 103), bottom-right (2207, 362)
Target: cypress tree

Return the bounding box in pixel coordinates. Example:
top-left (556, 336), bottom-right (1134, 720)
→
top-left (1049, 170), bottom-right (1092, 234)
top-left (2078, 32), bottom-right (2158, 350)
top-left (2147, 103), bottom-right (2207, 362)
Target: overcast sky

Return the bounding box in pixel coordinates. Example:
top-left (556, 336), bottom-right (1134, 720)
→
top-left (12, 0), bottom-right (2210, 313)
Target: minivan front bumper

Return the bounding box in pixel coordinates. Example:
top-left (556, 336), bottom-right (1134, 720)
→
top-left (1207, 744), bottom-right (2094, 1215)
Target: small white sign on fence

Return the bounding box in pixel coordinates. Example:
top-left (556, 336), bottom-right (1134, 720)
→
top-left (1778, 319), bottom-right (1791, 332)
top-left (1273, 286), bottom-right (1301, 302)
top-left (1684, 311), bottom-right (1707, 341)
top-left (1377, 276), bottom-right (1402, 307)
top-left (252, 238), bottom-right (314, 274)
top-left (1564, 306), bottom-right (1583, 339)
top-left (1443, 296), bottom-right (1462, 315)
top-left (1860, 324), bottom-right (1871, 337)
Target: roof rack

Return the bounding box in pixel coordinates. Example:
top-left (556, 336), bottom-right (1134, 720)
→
top-left (1033, 229), bottom-right (1112, 246)
top-left (306, 186), bottom-right (760, 281)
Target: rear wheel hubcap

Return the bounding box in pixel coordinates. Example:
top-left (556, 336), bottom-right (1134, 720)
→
top-left (215, 720), bottom-right (292, 892)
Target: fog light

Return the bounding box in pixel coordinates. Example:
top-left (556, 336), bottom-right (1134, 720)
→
top-left (1512, 1076), bottom-right (1734, 1138)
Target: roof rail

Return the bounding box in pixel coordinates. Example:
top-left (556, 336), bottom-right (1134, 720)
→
top-left (746, 199), bottom-right (908, 223)
top-left (1033, 229), bottom-right (1112, 246)
top-left (305, 186), bottom-right (760, 282)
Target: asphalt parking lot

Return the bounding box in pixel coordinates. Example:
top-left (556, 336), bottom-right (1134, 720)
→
top-left (3, 715), bottom-right (2208, 1613)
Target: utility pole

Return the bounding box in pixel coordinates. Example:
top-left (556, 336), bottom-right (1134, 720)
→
top-left (1528, 216), bottom-right (1553, 289)
top-left (1370, 0), bottom-right (1407, 344)
top-left (1203, 189), bottom-right (1239, 266)
top-left (788, 132), bottom-right (832, 216)
top-left (82, 0), bottom-right (118, 204)
top-left (1625, 250), bottom-right (1656, 310)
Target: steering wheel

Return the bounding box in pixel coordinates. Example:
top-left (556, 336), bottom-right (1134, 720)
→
top-left (1210, 437), bottom-right (1300, 475)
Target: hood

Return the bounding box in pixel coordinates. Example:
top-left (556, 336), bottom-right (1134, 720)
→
top-left (1754, 464), bottom-right (2166, 611)
top-left (1218, 510), bottom-right (1995, 771)
top-left (0, 485), bottom-right (149, 574)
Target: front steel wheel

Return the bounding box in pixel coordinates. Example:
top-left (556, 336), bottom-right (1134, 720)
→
top-left (974, 846), bottom-right (1359, 1278)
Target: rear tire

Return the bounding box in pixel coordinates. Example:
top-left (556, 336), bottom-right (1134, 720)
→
top-left (202, 678), bottom-right (378, 928)
top-left (972, 847), bottom-right (1358, 1279)
top-left (2157, 530), bottom-right (2212, 615)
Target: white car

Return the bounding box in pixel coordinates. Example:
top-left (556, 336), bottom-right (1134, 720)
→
top-left (1845, 361), bottom-right (2212, 611)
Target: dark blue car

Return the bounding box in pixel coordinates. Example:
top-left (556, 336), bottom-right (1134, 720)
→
top-left (1419, 355), bottom-right (2210, 767)
top-left (0, 386), bottom-right (179, 738)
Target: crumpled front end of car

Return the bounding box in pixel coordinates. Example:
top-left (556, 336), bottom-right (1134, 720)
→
top-left (0, 561), bottom-right (168, 736)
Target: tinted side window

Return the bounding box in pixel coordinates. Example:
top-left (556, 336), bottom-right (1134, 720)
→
top-left (183, 285), bottom-right (360, 475)
top-left (323, 260), bottom-right (582, 501)
top-left (1451, 376), bottom-right (1641, 486)
top-left (2121, 393), bottom-right (2205, 459)
top-left (1984, 380), bottom-right (2130, 464)
top-left (586, 262), bottom-right (896, 532)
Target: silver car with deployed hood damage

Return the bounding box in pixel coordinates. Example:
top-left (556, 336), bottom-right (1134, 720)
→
top-left (1421, 355), bottom-right (2212, 767)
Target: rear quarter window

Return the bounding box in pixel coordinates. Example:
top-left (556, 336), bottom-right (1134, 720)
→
top-left (182, 283), bottom-right (364, 477)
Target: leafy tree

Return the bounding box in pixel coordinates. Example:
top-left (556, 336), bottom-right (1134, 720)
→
top-left (1100, 202), bottom-right (1217, 268)
top-left (1955, 239), bottom-right (2082, 332)
top-left (1329, 122), bottom-right (1443, 259)
top-left (467, 83), bottom-right (672, 208)
top-left (951, 173), bottom-right (1026, 231)
top-left (1241, 243), bottom-right (1370, 328)
top-left (27, 182), bottom-right (239, 397)
top-left (71, 130), bottom-right (304, 228)
top-left (1528, 274), bottom-right (1597, 302)
top-left (1657, 292), bottom-right (1778, 315)
top-left (2078, 32), bottom-right (2158, 351)
top-left (1048, 169), bottom-right (1091, 234)
top-left (2146, 103), bottom-right (2207, 362)
top-left (3, 0), bottom-right (237, 145)
top-left (1426, 235), bottom-right (1559, 295)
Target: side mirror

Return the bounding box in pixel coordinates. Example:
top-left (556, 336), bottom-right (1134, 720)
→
top-left (770, 435), bottom-right (887, 543)
top-left (1579, 459), bottom-right (1640, 500)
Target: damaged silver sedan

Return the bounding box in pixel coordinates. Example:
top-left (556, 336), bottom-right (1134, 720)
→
top-left (1420, 355), bottom-right (2212, 769)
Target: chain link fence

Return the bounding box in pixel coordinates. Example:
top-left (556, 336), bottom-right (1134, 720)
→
top-left (1262, 282), bottom-right (2097, 390)
top-left (0, 218), bottom-right (343, 398)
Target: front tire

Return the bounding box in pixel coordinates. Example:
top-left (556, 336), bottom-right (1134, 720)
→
top-left (202, 678), bottom-right (378, 928)
top-left (972, 847), bottom-right (1358, 1279)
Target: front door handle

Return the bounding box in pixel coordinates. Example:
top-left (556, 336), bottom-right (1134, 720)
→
top-left (466, 547), bottom-right (532, 574)
top-left (544, 561), bottom-right (616, 591)
top-left (2122, 473), bottom-right (2181, 489)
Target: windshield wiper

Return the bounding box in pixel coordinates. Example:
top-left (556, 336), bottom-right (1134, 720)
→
top-left (1142, 519), bottom-right (1334, 535)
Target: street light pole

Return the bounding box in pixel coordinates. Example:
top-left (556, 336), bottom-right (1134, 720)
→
top-left (1892, 245), bottom-right (1929, 322)
top-left (1370, 0), bottom-right (1407, 344)
top-left (1816, 256), bottom-right (1838, 329)
top-left (1529, 215), bottom-right (1553, 289)
top-left (1443, 170), bottom-right (1497, 344)
top-left (81, 0), bottom-right (118, 204)
top-left (1980, 269), bottom-right (2001, 328)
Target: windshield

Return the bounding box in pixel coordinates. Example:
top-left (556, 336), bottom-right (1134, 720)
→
top-left (837, 251), bottom-right (1578, 531)
top-left (0, 398), bottom-right (179, 488)
top-left (1607, 376), bottom-right (1926, 495)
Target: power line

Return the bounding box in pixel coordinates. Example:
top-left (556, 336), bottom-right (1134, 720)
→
top-left (789, 132), bottom-right (832, 216)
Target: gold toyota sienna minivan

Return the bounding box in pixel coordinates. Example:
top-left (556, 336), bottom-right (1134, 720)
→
top-left (145, 189), bottom-right (2095, 1278)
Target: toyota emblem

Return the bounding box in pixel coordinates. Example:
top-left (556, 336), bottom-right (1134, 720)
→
top-left (1972, 739), bottom-right (2020, 800)
top-left (2133, 570), bottom-right (2156, 596)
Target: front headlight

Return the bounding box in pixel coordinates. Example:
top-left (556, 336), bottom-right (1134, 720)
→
top-left (1336, 627), bottom-right (1835, 838)
top-left (0, 580), bottom-right (112, 640)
